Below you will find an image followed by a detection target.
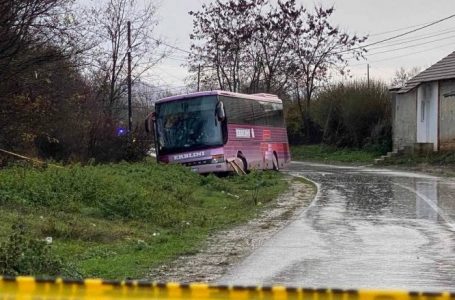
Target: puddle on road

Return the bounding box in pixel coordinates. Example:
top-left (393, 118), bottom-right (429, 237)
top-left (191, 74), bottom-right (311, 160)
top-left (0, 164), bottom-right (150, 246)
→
top-left (288, 162), bottom-right (455, 226)
top-left (256, 162), bottom-right (455, 290)
top-left (220, 163), bottom-right (455, 289)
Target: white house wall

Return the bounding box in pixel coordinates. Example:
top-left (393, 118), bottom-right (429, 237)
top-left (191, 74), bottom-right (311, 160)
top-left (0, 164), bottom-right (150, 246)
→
top-left (416, 82), bottom-right (438, 150)
top-left (393, 90), bottom-right (417, 151)
top-left (439, 79), bottom-right (455, 151)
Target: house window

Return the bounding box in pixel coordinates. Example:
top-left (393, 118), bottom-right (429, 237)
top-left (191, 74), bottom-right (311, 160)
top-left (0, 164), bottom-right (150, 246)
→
top-left (421, 100), bottom-right (425, 122)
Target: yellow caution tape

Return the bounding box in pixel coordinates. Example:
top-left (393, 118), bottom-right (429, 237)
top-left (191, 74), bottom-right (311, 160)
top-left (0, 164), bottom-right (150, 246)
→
top-left (0, 148), bottom-right (63, 168)
top-left (0, 276), bottom-right (453, 300)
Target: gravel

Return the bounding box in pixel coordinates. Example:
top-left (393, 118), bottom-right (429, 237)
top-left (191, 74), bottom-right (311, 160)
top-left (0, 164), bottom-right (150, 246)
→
top-left (146, 176), bottom-right (316, 283)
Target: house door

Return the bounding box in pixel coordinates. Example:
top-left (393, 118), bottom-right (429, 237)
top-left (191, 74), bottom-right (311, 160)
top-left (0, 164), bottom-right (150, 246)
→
top-left (417, 82), bottom-right (438, 149)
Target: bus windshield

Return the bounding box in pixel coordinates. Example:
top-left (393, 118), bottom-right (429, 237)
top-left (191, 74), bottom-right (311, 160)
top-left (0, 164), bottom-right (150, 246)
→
top-left (155, 96), bottom-right (223, 155)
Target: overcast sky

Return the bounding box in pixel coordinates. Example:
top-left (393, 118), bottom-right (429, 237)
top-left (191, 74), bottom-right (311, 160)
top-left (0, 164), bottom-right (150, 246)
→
top-left (129, 0), bottom-right (455, 88)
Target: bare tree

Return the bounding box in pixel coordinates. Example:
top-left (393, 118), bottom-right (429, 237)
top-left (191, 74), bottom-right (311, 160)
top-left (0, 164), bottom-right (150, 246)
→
top-left (0, 0), bottom-right (92, 153)
top-left (0, 0), bottom-right (87, 83)
top-left (188, 1), bottom-right (366, 109)
top-left (189, 0), bottom-right (267, 92)
top-left (291, 6), bottom-right (366, 141)
top-left (250, 0), bottom-right (303, 93)
top-left (189, 0), bottom-right (302, 94)
top-left (82, 0), bottom-right (167, 115)
top-left (391, 66), bottom-right (422, 88)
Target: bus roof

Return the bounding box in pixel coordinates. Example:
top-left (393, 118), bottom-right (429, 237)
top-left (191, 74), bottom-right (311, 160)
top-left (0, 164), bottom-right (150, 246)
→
top-left (155, 90), bottom-right (282, 104)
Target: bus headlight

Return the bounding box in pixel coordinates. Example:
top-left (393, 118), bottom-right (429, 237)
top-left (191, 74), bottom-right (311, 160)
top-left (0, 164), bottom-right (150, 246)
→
top-left (211, 154), bottom-right (225, 164)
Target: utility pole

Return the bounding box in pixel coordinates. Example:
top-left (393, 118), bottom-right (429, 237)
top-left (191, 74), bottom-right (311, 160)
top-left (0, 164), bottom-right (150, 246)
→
top-left (127, 21), bottom-right (132, 133)
top-left (197, 64), bottom-right (201, 92)
top-left (367, 63), bottom-right (370, 88)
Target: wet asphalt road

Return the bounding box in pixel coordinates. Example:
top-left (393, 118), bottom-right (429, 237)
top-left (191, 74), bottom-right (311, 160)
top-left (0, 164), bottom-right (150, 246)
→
top-left (219, 162), bottom-right (455, 290)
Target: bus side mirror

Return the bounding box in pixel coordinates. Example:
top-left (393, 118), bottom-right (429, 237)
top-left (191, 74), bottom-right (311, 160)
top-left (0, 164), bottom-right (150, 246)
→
top-left (145, 112), bottom-right (155, 133)
top-left (216, 101), bottom-right (226, 122)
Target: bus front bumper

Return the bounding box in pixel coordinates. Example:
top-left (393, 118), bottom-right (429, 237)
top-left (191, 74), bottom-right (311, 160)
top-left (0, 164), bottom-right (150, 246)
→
top-left (189, 162), bottom-right (230, 174)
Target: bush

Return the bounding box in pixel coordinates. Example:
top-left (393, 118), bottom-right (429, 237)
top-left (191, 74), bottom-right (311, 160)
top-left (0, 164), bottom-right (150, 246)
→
top-left (87, 122), bottom-right (152, 163)
top-left (0, 163), bottom-right (201, 227)
top-left (0, 224), bottom-right (65, 276)
top-left (0, 162), bottom-right (288, 279)
top-left (0, 163), bottom-right (285, 229)
top-left (284, 101), bottom-right (322, 145)
top-left (312, 80), bottom-right (391, 151)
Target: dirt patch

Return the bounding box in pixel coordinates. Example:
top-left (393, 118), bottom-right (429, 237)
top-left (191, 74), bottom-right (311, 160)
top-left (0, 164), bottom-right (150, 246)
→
top-left (146, 176), bottom-right (316, 283)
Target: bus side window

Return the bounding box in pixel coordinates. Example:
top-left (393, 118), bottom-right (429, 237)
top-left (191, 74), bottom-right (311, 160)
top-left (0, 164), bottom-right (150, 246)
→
top-left (269, 103), bottom-right (284, 127)
top-left (221, 96), bottom-right (254, 125)
top-left (254, 101), bottom-right (284, 127)
top-left (252, 101), bottom-right (267, 126)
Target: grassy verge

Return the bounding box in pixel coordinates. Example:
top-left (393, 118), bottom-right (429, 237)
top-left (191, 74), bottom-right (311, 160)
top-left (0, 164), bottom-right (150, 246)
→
top-left (377, 151), bottom-right (455, 176)
top-left (380, 151), bottom-right (455, 166)
top-left (291, 145), bottom-right (382, 164)
top-left (0, 162), bottom-right (287, 279)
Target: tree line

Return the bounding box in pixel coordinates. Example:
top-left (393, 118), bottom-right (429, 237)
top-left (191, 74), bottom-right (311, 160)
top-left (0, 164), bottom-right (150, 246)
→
top-left (186, 0), bottom-right (419, 152)
top-left (1, 0), bottom-right (413, 164)
top-left (187, 0), bottom-right (370, 144)
top-left (0, 0), bottom-right (166, 163)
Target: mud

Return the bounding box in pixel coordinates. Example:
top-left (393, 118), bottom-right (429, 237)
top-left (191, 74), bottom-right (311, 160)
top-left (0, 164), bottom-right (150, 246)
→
top-left (146, 177), bottom-right (316, 283)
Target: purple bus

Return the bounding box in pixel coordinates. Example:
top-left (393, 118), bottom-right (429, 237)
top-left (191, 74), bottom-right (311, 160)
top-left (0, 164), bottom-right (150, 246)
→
top-left (145, 90), bottom-right (291, 174)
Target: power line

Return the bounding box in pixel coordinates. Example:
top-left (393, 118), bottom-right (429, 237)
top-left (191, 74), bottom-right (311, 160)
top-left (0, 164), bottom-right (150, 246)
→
top-left (166, 56), bottom-right (188, 63)
top-left (139, 78), bottom-right (188, 90)
top-left (317, 26), bottom-right (455, 63)
top-left (155, 66), bottom-right (187, 82)
top-left (152, 37), bottom-right (193, 55)
top-left (367, 27), bottom-right (455, 51)
top-left (153, 15), bottom-right (455, 66)
top-left (140, 74), bottom-right (188, 88)
top-left (151, 38), bottom-right (216, 65)
top-left (152, 13), bottom-right (455, 78)
top-left (132, 75), bottom-right (190, 90)
top-left (344, 33), bottom-right (455, 63)
top-left (366, 34), bottom-right (455, 56)
top-left (152, 11), bottom-right (455, 62)
top-left (338, 13), bottom-right (455, 54)
top-left (151, 53), bottom-right (188, 63)
top-left (348, 41), bottom-right (455, 67)
top-left (368, 21), bottom-right (434, 37)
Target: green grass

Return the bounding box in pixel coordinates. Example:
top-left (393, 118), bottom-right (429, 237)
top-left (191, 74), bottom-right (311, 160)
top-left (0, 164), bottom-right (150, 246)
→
top-left (291, 145), bottom-right (382, 163)
top-left (379, 151), bottom-right (455, 167)
top-left (0, 162), bottom-right (287, 279)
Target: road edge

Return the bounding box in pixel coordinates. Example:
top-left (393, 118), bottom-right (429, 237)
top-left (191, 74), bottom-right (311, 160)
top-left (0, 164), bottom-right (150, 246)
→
top-left (146, 174), bottom-right (318, 283)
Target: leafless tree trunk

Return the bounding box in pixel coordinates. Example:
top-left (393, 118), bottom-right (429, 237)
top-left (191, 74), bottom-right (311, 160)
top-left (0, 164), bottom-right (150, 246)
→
top-left (0, 0), bottom-right (87, 82)
top-left (81, 0), bottom-right (168, 116)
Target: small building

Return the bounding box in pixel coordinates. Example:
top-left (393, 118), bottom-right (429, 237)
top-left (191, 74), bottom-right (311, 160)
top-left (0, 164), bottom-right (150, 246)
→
top-left (391, 51), bottom-right (455, 152)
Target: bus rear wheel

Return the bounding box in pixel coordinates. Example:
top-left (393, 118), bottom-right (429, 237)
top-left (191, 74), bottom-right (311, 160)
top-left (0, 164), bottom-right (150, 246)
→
top-left (237, 154), bottom-right (248, 173)
top-left (272, 153), bottom-right (279, 171)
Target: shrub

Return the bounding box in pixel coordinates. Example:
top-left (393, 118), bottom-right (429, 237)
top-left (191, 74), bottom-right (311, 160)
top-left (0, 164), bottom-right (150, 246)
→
top-left (285, 102), bottom-right (322, 145)
top-left (0, 224), bottom-right (65, 276)
top-left (0, 162), bottom-right (287, 279)
top-left (312, 80), bottom-right (391, 151)
top-left (87, 122), bottom-right (152, 163)
top-left (0, 163), bottom-right (201, 227)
